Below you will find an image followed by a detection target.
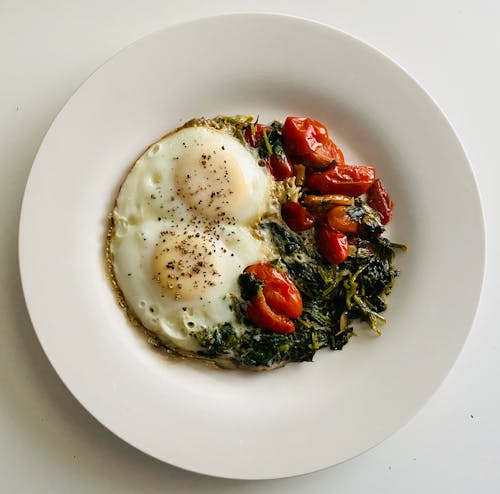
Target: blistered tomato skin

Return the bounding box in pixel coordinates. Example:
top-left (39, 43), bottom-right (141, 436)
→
top-left (244, 263), bottom-right (302, 318)
top-left (308, 164), bottom-right (376, 196)
top-left (266, 153), bottom-right (294, 181)
top-left (281, 201), bottom-right (314, 232)
top-left (367, 179), bottom-right (393, 225)
top-left (315, 222), bottom-right (349, 265)
top-left (282, 116), bottom-right (344, 168)
top-left (244, 263), bottom-right (303, 333)
top-left (247, 294), bottom-right (296, 334)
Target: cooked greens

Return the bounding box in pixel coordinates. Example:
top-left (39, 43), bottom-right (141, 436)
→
top-left (190, 116), bottom-right (404, 369)
top-left (195, 215), bottom-right (404, 368)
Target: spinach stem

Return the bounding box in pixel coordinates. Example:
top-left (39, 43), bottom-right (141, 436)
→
top-left (262, 128), bottom-right (273, 155)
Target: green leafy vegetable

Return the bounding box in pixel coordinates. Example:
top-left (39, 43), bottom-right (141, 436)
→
top-left (346, 199), bottom-right (385, 237)
top-left (262, 128), bottom-right (273, 156)
top-left (239, 330), bottom-right (289, 367)
top-left (195, 323), bottom-right (239, 357)
top-left (256, 120), bottom-right (285, 160)
top-left (238, 273), bottom-right (263, 300)
top-left (196, 218), bottom-right (404, 368)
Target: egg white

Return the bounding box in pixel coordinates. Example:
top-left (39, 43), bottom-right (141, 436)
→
top-left (109, 124), bottom-right (275, 353)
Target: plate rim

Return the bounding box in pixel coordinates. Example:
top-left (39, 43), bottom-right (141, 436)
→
top-left (18, 12), bottom-right (486, 479)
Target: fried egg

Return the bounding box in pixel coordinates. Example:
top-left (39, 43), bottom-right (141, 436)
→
top-left (108, 123), bottom-right (275, 354)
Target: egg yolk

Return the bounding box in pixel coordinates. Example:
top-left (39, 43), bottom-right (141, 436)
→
top-left (152, 230), bottom-right (224, 302)
top-left (174, 144), bottom-right (246, 222)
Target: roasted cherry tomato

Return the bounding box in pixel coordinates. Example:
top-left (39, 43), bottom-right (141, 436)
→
top-left (308, 164), bottom-right (376, 196)
top-left (243, 263), bottom-right (302, 334)
top-left (244, 263), bottom-right (302, 319)
top-left (282, 116), bottom-right (344, 169)
top-left (246, 294), bottom-right (295, 334)
top-left (367, 178), bottom-right (393, 225)
top-left (281, 201), bottom-right (314, 232)
top-left (243, 123), bottom-right (269, 148)
top-left (327, 206), bottom-right (359, 234)
top-left (315, 221), bottom-right (349, 264)
top-left (265, 152), bottom-right (294, 180)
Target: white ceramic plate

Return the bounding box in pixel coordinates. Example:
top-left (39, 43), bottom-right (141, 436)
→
top-left (19, 14), bottom-right (484, 479)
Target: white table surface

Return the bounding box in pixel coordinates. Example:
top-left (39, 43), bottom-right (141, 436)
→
top-left (1, 1), bottom-right (498, 492)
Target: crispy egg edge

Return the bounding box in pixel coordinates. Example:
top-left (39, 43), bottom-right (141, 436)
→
top-left (104, 115), bottom-right (287, 371)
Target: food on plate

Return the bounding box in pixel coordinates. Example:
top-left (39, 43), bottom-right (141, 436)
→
top-left (106, 115), bottom-right (405, 369)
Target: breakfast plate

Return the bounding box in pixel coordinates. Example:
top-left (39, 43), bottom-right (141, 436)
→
top-left (19, 14), bottom-right (484, 479)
